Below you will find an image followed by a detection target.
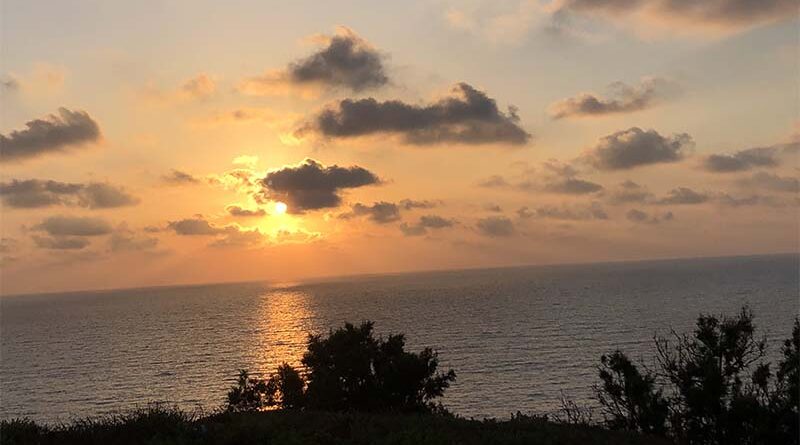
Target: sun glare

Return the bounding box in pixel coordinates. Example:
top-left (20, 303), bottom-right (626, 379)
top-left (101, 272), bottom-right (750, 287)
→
top-left (274, 202), bottom-right (288, 215)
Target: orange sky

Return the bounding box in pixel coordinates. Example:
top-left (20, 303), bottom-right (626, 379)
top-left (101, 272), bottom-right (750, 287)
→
top-left (1, 1), bottom-right (798, 295)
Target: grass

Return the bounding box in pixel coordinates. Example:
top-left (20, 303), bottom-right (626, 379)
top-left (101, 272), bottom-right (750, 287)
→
top-left (0, 405), bottom-right (672, 445)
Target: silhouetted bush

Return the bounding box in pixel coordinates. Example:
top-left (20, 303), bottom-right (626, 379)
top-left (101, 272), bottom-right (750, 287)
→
top-left (597, 351), bottom-right (668, 435)
top-left (226, 321), bottom-right (456, 413)
top-left (596, 306), bottom-right (799, 445)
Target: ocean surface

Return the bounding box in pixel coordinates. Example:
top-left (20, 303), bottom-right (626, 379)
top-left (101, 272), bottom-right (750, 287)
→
top-left (1, 254), bottom-right (798, 423)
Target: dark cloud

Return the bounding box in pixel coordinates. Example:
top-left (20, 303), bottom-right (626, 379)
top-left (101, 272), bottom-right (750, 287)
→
top-left (1, 108), bottom-right (100, 163)
top-left (109, 227), bottom-right (159, 252)
top-left (167, 217), bottom-right (223, 236)
top-left (656, 187), bottom-right (709, 204)
top-left (484, 203), bottom-right (503, 212)
top-left (478, 161), bottom-right (601, 195)
top-left (476, 216), bottom-right (515, 237)
top-left (716, 193), bottom-right (783, 207)
top-left (78, 183), bottom-right (139, 208)
top-left (477, 175), bottom-right (511, 188)
top-left (702, 146), bottom-right (781, 172)
top-left (522, 202), bottom-right (609, 221)
top-left (260, 158), bottom-right (381, 212)
top-left (586, 127), bottom-right (692, 170)
top-left (399, 199), bottom-right (439, 210)
top-left (165, 216), bottom-right (267, 247)
top-left (0, 179), bottom-right (82, 208)
top-left (2, 76), bottom-right (20, 92)
top-left (33, 215), bottom-right (113, 237)
top-left (549, 77), bottom-right (675, 119)
top-left (606, 180), bottom-right (654, 204)
top-left (0, 179), bottom-right (138, 209)
top-left (558, 0), bottom-right (796, 30)
top-left (32, 235), bottom-right (91, 250)
top-left (240, 27), bottom-right (387, 95)
top-left (626, 208), bottom-right (673, 224)
top-left (226, 205), bottom-right (267, 217)
top-left (739, 172), bottom-right (799, 193)
top-left (543, 177), bottom-right (604, 194)
top-left (162, 169), bottom-right (201, 185)
top-left (298, 83), bottom-right (530, 146)
top-left (342, 201), bottom-right (401, 224)
top-left (400, 215), bottom-right (457, 236)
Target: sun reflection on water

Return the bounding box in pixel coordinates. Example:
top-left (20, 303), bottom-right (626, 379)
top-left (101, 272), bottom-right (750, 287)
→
top-left (252, 290), bottom-right (316, 375)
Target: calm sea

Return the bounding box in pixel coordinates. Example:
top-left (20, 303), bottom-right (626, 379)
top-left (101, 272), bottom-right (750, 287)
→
top-left (1, 254), bottom-right (798, 423)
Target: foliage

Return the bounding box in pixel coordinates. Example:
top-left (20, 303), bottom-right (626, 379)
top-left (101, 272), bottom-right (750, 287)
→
top-left (596, 306), bottom-right (799, 445)
top-left (0, 408), bottom-right (670, 445)
top-left (226, 321), bottom-right (456, 413)
top-left (596, 351), bottom-right (668, 434)
top-left (302, 321), bottom-right (456, 412)
top-left (226, 369), bottom-right (275, 412)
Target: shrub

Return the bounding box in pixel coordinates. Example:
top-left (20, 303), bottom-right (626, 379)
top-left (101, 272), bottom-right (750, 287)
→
top-left (596, 351), bottom-right (668, 434)
top-left (302, 321), bottom-right (456, 412)
top-left (596, 306), bottom-right (799, 445)
top-left (226, 321), bottom-right (456, 413)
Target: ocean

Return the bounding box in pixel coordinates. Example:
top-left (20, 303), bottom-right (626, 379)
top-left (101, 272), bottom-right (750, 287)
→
top-left (1, 254), bottom-right (797, 423)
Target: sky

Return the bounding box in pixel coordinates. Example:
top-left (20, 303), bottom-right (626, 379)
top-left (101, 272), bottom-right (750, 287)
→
top-left (1, 0), bottom-right (798, 295)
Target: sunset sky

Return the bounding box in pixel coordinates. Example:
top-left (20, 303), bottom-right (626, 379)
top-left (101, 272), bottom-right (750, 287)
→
top-left (1, 0), bottom-right (797, 295)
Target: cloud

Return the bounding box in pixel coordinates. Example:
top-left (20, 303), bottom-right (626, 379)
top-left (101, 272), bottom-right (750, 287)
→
top-left (0, 238), bottom-right (19, 264)
top-left (556, 0), bottom-right (796, 34)
top-left (78, 183), bottom-right (139, 208)
top-left (399, 199), bottom-right (439, 210)
top-left (181, 74), bottom-right (216, 98)
top-left (656, 187), bottom-right (710, 204)
top-left (701, 146), bottom-right (782, 172)
top-left (226, 205), bottom-right (267, 218)
top-left (479, 161), bottom-right (602, 195)
top-left (0, 179), bottom-right (138, 209)
top-left (297, 83), bottom-right (530, 146)
top-left (400, 215), bottom-right (457, 236)
top-left (232, 155), bottom-right (259, 168)
top-left (444, 1), bottom-right (550, 45)
top-left (585, 127), bottom-right (692, 170)
top-left (519, 202), bottom-right (609, 220)
top-left (260, 158), bottom-right (381, 212)
top-left (606, 180), bottom-right (654, 204)
top-left (476, 216), bottom-right (515, 237)
top-left (549, 77), bottom-right (676, 119)
top-left (239, 27), bottom-right (387, 97)
top-left (341, 201), bottom-right (401, 224)
top-left (477, 175), bottom-right (511, 188)
top-left (1, 108), bottom-right (101, 163)
top-left (273, 228), bottom-right (322, 244)
top-left (33, 215), bottom-right (113, 237)
top-left (32, 235), bottom-right (91, 250)
top-left (209, 226), bottom-right (267, 249)
top-left (109, 225), bottom-right (159, 252)
top-left (626, 208), bottom-right (674, 224)
top-left (543, 177), bottom-right (604, 194)
top-left (167, 217), bottom-right (223, 236)
top-left (739, 172), bottom-right (799, 193)
top-left (2, 75), bottom-right (20, 92)
top-left (716, 193), bottom-right (784, 207)
top-left (143, 73), bottom-right (216, 104)
top-left (162, 169), bottom-right (201, 185)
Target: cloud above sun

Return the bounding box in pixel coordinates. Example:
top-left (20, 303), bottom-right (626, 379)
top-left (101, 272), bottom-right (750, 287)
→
top-left (239, 26), bottom-right (388, 98)
top-left (296, 83), bottom-right (530, 146)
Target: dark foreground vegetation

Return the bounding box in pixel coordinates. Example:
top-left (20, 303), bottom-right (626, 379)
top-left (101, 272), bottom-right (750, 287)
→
top-left (1, 307), bottom-right (797, 445)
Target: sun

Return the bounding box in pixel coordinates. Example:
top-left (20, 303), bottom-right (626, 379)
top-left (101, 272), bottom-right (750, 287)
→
top-left (274, 201), bottom-right (288, 215)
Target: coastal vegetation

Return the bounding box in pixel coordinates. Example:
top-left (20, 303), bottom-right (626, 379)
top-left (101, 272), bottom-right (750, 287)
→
top-left (1, 307), bottom-right (796, 445)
